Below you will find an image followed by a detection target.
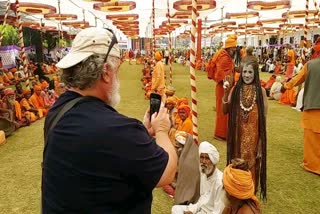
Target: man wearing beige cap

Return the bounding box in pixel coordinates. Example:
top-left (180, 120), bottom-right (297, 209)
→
top-left (42, 27), bottom-right (177, 213)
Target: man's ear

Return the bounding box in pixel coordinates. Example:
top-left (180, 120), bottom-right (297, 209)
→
top-left (101, 64), bottom-right (112, 83)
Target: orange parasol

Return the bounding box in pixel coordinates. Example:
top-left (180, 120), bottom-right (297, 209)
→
top-left (93, 1), bottom-right (136, 12)
top-left (173, 0), bottom-right (216, 11)
top-left (10, 2), bottom-right (56, 14)
top-left (247, 1), bottom-right (291, 10)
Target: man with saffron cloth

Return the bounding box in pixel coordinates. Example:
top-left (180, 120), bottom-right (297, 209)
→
top-left (172, 141), bottom-right (225, 214)
top-left (152, 51), bottom-right (166, 98)
top-left (28, 85), bottom-right (49, 118)
top-left (222, 158), bottom-right (261, 214)
top-left (282, 37), bottom-right (320, 175)
top-left (210, 34), bottom-right (237, 141)
top-left (222, 59), bottom-right (267, 200)
top-left (285, 44), bottom-right (295, 80)
top-left (176, 104), bottom-right (193, 135)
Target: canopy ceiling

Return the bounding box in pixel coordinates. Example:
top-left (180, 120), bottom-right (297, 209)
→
top-left (0, 0), bottom-right (318, 40)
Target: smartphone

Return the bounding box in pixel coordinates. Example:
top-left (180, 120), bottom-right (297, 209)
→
top-left (150, 93), bottom-right (162, 120)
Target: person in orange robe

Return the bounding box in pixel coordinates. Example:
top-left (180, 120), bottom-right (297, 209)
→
top-left (222, 159), bottom-right (261, 214)
top-left (273, 60), bottom-right (283, 75)
top-left (285, 44), bottom-right (295, 80)
top-left (20, 89), bottom-right (38, 122)
top-left (151, 51), bottom-right (166, 98)
top-left (176, 104), bottom-right (193, 135)
top-left (212, 34), bottom-right (237, 141)
top-left (28, 85), bottom-right (48, 118)
top-left (1, 88), bottom-right (30, 128)
top-left (278, 87), bottom-right (296, 105)
top-left (282, 37), bottom-right (320, 175)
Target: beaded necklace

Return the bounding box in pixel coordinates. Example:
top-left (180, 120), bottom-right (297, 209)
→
top-left (240, 85), bottom-right (256, 122)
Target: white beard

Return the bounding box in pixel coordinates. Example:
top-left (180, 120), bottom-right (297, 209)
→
top-left (107, 74), bottom-right (121, 108)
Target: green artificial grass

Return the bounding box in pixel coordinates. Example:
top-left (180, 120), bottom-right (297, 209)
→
top-left (0, 62), bottom-right (319, 214)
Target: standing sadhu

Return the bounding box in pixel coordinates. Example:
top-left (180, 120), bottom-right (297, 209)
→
top-left (210, 34), bottom-right (237, 141)
top-left (151, 51), bottom-right (166, 98)
top-left (285, 44), bottom-right (295, 80)
top-left (282, 38), bottom-right (320, 175)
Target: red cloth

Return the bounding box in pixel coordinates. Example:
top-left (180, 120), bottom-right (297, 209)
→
top-left (285, 64), bottom-right (294, 79)
top-left (264, 76), bottom-right (276, 89)
top-left (214, 82), bottom-right (228, 139)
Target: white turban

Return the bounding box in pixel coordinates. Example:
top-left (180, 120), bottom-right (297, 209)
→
top-left (199, 141), bottom-right (220, 165)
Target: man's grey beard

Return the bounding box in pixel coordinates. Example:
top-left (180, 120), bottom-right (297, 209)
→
top-left (201, 164), bottom-right (214, 176)
top-left (107, 74), bottom-right (121, 108)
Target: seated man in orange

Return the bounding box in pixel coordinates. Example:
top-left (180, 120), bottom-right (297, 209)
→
top-left (223, 158), bottom-right (261, 214)
top-left (28, 85), bottom-right (49, 118)
top-left (1, 88), bottom-right (30, 129)
top-left (176, 104), bottom-right (193, 135)
top-left (0, 69), bottom-right (12, 86)
top-left (279, 78), bottom-right (296, 106)
top-left (20, 89), bottom-right (38, 122)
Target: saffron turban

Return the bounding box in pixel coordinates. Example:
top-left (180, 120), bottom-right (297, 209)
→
top-left (311, 37), bottom-right (320, 59)
top-left (177, 97), bottom-right (189, 107)
top-left (41, 81), bottom-right (49, 90)
top-left (166, 96), bottom-right (177, 105)
top-left (178, 104), bottom-right (191, 116)
top-left (4, 88), bottom-right (15, 96)
top-left (175, 131), bottom-right (187, 145)
top-left (155, 51), bottom-right (162, 61)
top-left (199, 141), bottom-right (219, 165)
top-left (225, 34), bottom-right (237, 49)
top-left (34, 85), bottom-right (41, 91)
top-left (223, 164), bottom-right (257, 201)
top-left (23, 89), bottom-right (30, 95)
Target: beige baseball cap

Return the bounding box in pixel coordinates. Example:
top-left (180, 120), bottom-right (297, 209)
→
top-left (56, 27), bottom-right (120, 69)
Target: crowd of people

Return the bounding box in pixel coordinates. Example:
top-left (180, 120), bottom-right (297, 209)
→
top-left (0, 25), bottom-right (319, 213)
top-left (0, 60), bottom-right (65, 143)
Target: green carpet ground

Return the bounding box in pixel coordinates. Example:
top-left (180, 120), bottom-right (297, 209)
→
top-left (0, 62), bottom-right (319, 213)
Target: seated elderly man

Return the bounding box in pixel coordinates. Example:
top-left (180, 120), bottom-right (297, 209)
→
top-left (172, 141), bottom-right (225, 214)
top-left (222, 158), bottom-right (261, 214)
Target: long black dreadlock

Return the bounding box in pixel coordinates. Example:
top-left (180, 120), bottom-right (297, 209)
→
top-left (226, 59), bottom-right (267, 201)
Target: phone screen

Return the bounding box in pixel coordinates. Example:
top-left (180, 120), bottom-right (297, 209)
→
top-left (150, 93), bottom-right (161, 120)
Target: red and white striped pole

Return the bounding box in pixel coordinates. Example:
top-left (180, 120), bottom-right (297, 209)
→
top-left (313, 0), bottom-right (320, 17)
top-left (167, 0), bottom-right (172, 86)
top-left (16, 0), bottom-right (30, 89)
top-left (190, 0), bottom-right (198, 144)
top-left (303, 0), bottom-right (309, 62)
top-left (152, 0), bottom-right (155, 56)
top-left (0, 0), bottom-right (11, 46)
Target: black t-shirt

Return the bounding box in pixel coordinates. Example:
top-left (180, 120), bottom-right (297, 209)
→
top-left (42, 91), bottom-right (169, 214)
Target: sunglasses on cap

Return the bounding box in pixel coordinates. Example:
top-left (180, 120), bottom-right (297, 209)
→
top-left (104, 28), bottom-right (118, 62)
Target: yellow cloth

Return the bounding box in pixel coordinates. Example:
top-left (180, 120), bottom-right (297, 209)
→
top-left (13, 101), bottom-right (22, 121)
top-left (176, 117), bottom-right (193, 135)
top-left (287, 49), bottom-right (295, 65)
top-left (151, 60), bottom-right (165, 95)
top-left (225, 34), bottom-right (237, 49)
top-left (155, 51), bottom-right (162, 61)
top-left (223, 164), bottom-right (260, 207)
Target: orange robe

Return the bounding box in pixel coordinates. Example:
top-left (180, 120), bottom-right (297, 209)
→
top-left (274, 63), bottom-right (282, 74)
top-left (285, 64), bottom-right (320, 174)
top-left (286, 49), bottom-right (295, 79)
top-left (279, 89), bottom-right (296, 105)
top-left (20, 98), bottom-right (38, 122)
top-left (29, 93), bottom-right (48, 118)
top-left (177, 117), bottom-right (193, 135)
top-left (151, 60), bottom-right (166, 97)
top-left (264, 76), bottom-right (276, 89)
top-left (214, 49), bottom-right (234, 139)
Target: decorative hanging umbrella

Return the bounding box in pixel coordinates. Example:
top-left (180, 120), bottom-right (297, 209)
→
top-left (21, 21), bottom-right (40, 29)
top-left (0, 15), bottom-right (16, 25)
top-left (279, 23), bottom-right (304, 29)
top-left (93, 1), bottom-right (136, 12)
top-left (282, 10), bottom-right (318, 18)
top-left (10, 2), bottom-right (56, 14)
top-left (106, 14), bottom-right (138, 22)
top-left (210, 21), bottom-right (236, 29)
top-left (173, 0), bottom-right (216, 11)
top-left (169, 11), bottom-right (199, 19)
top-left (247, 0), bottom-right (291, 10)
top-left (62, 21), bottom-right (90, 29)
top-left (238, 23), bottom-right (262, 29)
top-left (226, 11), bottom-right (259, 19)
top-left (44, 13), bottom-right (77, 21)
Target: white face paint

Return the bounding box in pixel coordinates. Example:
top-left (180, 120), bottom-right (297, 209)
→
top-left (242, 64), bottom-right (255, 84)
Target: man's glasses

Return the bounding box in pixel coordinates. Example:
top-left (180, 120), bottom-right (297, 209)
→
top-left (104, 28), bottom-right (118, 62)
